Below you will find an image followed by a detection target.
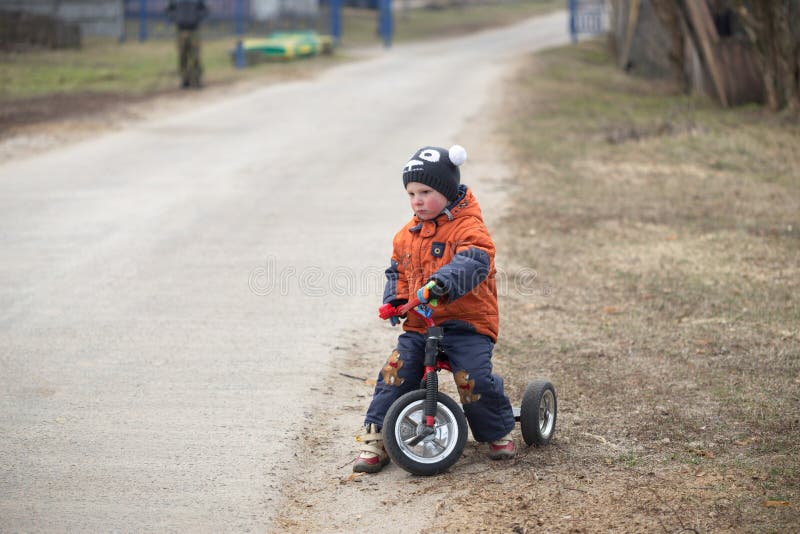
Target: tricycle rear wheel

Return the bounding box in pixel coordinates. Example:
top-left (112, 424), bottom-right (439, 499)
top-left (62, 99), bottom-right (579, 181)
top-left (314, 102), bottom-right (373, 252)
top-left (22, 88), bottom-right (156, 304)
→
top-left (383, 390), bottom-right (467, 476)
top-left (520, 380), bottom-right (557, 446)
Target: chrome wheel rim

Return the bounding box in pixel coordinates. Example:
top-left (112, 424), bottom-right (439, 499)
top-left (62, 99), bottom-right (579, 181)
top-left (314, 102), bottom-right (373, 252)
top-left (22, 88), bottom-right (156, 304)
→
top-left (394, 399), bottom-right (460, 464)
top-left (539, 389), bottom-right (555, 438)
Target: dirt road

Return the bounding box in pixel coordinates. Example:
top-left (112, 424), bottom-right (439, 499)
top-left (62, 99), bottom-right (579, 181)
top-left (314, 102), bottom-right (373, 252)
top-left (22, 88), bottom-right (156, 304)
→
top-left (0, 13), bottom-right (568, 532)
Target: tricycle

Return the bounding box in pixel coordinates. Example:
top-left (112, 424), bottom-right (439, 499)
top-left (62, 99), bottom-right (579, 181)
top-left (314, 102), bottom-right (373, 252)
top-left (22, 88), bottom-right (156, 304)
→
top-left (377, 298), bottom-right (557, 476)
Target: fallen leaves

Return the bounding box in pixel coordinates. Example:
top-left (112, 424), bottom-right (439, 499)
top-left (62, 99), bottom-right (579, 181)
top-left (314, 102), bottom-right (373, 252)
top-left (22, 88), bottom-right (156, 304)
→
top-left (340, 472), bottom-right (365, 485)
top-left (689, 448), bottom-right (716, 459)
top-left (763, 500), bottom-right (790, 508)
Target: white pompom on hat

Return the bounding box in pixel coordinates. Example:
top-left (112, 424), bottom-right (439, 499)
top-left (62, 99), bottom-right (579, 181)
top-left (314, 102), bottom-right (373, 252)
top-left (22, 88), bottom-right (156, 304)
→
top-left (402, 144), bottom-right (467, 201)
top-left (448, 145), bottom-right (467, 166)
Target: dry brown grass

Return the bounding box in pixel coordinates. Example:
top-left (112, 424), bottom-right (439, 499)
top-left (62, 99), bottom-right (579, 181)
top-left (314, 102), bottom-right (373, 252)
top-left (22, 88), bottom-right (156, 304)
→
top-left (430, 40), bottom-right (800, 533)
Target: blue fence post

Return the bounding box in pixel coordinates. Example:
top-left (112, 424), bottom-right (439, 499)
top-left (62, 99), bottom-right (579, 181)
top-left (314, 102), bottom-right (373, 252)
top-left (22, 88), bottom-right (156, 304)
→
top-left (568, 0), bottom-right (577, 43)
top-left (330, 0), bottom-right (341, 45)
top-left (379, 0), bottom-right (392, 48)
top-left (234, 0), bottom-right (246, 68)
top-left (138, 0), bottom-right (148, 42)
top-left (235, 0), bottom-right (245, 36)
top-left (119, 0), bottom-right (128, 42)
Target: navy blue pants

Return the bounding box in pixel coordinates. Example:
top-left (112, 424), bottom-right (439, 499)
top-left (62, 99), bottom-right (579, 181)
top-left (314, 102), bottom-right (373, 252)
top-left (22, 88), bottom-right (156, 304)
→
top-left (364, 330), bottom-right (515, 443)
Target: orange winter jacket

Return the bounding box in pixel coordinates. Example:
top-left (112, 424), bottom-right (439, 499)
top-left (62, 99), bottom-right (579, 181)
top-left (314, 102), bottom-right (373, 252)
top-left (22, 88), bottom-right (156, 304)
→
top-left (383, 185), bottom-right (499, 341)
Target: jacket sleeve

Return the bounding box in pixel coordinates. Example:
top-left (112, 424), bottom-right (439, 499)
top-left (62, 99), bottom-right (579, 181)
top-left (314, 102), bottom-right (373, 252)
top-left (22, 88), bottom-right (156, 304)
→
top-left (431, 219), bottom-right (495, 301)
top-left (383, 238), bottom-right (409, 305)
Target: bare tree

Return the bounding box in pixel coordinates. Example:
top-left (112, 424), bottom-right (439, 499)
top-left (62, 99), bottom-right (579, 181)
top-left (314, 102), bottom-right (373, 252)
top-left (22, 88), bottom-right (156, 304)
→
top-left (650, 0), bottom-right (689, 93)
top-left (735, 0), bottom-right (800, 113)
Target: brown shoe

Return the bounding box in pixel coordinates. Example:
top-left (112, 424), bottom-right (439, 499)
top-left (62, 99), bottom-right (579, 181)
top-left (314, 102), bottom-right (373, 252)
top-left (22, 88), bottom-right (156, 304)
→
top-left (353, 424), bottom-right (390, 473)
top-left (488, 434), bottom-right (516, 460)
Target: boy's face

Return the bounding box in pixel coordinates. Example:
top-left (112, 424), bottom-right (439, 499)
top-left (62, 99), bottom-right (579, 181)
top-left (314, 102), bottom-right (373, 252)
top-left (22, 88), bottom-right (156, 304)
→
top-left (406, 182), bottom-right (449, 220)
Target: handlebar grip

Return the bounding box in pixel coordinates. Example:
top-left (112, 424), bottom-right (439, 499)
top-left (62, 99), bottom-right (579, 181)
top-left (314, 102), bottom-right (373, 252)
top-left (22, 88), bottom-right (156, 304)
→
top-left (378, 303), bottom-right (397, 320)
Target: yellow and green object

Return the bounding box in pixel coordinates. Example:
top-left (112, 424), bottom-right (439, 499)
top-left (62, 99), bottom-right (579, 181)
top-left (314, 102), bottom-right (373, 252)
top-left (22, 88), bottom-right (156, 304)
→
top-left (237, 30), bottom-right (333, 63)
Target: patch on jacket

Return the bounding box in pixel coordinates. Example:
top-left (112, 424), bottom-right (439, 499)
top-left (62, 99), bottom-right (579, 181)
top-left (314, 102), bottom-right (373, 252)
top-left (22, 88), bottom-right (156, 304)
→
top-left (431, 242), bottom-right (445, 258)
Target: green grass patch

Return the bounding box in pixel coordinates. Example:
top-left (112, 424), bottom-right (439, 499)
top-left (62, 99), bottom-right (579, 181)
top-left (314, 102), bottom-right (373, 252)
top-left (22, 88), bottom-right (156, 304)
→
top-left (0, 36), bottom-right (341, 100)
top-left (0, 1), bottom-right (560, 101)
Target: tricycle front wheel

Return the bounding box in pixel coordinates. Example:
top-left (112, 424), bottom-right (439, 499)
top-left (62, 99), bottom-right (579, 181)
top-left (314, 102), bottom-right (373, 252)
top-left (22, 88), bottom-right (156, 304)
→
top-left (383, 390), bottom-right (467, 476)
top-left (520, 380), bottom-right (557, 446)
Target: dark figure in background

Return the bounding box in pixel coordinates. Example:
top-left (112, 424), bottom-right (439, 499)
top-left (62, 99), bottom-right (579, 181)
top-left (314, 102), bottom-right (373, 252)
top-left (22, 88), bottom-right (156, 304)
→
top-left (166, 0), bottom-right (209, 88)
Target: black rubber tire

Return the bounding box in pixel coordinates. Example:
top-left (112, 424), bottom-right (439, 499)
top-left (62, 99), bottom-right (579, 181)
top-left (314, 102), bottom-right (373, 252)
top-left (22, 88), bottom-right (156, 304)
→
top-left (520, 380), bottom-right (557, 447)
top-left (383, 390), bottom-right (467, 476)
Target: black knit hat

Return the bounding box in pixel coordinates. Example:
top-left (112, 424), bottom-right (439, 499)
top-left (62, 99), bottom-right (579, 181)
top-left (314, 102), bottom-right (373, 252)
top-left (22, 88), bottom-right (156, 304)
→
top-left (402, 145), bottom-right (467, 202)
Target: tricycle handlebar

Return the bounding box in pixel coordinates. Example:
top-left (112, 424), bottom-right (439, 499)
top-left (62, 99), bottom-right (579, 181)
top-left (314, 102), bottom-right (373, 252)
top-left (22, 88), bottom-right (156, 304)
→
top-left (378, 298), bottom-right (435, 327)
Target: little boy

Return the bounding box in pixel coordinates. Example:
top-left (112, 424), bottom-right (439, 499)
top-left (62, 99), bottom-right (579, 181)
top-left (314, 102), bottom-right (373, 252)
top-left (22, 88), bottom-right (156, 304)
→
top-left (354, 145), bottom-right (516, 474)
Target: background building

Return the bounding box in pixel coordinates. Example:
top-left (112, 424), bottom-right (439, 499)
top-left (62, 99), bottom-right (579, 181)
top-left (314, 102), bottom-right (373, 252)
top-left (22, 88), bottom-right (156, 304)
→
top-left (0, 0), bottom-right (123, 38)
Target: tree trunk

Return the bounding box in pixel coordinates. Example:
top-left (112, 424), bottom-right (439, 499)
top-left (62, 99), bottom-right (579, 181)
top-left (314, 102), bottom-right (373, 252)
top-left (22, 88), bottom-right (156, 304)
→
top-left (774, 3), bottom-right (797, 112)
top-left (736, 1), bottom-right (780, 111)
top-left (784, 0), bottom-right (800, 113)
top-left (736, 0), bottom-right (800, 113)
top-left (651, 0), bottom-right (689, 93)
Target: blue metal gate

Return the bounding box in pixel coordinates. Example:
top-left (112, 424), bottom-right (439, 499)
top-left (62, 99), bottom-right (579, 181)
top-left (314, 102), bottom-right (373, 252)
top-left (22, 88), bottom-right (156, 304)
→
top-left (568, 0), bottom-right (608, 43)
top-left (121, 0), bottom-right (325, 42)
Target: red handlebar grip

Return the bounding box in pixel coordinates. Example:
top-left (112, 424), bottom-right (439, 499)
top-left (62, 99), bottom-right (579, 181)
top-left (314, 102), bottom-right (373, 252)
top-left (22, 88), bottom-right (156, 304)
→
top-left (378, 303), bottom-right (397, 320)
